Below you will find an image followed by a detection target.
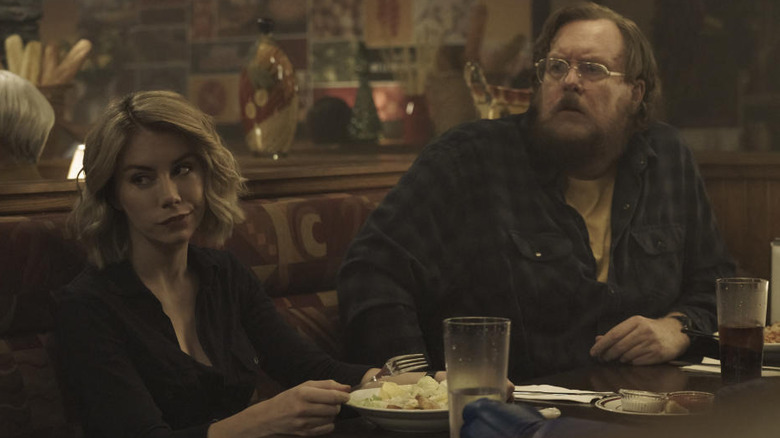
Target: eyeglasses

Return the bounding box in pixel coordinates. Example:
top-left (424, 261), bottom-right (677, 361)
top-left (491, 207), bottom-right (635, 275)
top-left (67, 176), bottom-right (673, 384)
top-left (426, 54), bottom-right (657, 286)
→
top-left (535, 58), bottom-right (625, 82)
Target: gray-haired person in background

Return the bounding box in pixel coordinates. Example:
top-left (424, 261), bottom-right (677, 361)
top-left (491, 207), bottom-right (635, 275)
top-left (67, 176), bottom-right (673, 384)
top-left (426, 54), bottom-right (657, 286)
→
top-left (0, 70), bottom-right (55, 181)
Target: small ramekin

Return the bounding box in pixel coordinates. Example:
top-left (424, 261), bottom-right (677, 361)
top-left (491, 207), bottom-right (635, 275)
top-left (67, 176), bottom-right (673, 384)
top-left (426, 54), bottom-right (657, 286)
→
top-left (666, 391), bottom-right (715, 414)
top-left (618, 389), bottom-right (668, 413)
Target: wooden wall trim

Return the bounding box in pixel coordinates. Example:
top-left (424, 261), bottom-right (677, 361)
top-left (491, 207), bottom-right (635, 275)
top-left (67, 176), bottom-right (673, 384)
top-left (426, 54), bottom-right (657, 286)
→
top-left (695, 151), bottom-right (780, 179)
top-left (0, 154), bottom-right (417, 216)
top-left (696, 151), bottom-right (780, 280)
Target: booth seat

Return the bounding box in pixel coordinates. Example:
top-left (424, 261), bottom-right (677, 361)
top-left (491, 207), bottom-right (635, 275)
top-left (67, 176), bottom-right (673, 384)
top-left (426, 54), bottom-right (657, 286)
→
top-left (0, 189), bottom-right (388, 438)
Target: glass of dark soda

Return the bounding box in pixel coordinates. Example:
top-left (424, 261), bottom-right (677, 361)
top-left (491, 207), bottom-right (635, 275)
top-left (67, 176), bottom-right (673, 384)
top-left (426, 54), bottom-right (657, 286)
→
top-left (716, 278), bottom-right (768, 385)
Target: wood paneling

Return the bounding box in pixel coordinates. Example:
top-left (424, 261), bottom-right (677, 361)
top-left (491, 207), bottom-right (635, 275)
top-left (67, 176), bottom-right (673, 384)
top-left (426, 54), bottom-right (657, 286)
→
top-left (695, 151), bottom-right (780, 280)
top-left (0, 152), bottom-right (417, 216)
top-left (3, 149), bottom-right (779, 282)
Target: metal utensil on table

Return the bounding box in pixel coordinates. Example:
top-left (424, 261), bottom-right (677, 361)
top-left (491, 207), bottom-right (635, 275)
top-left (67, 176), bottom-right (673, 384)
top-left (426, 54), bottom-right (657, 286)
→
top-left (513, 390), bottom-right (617, 397)
top-left (351, 353), bottom-right (429, 391)
top-left (680, 328), bottom-right (722, 359)
top-left (681, 328), bottom-right (719, 340)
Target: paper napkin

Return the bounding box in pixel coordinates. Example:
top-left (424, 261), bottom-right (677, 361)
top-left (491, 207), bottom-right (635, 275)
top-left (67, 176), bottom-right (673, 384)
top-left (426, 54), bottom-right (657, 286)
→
top-left (513, 384), bottom-right (614, 404)
top-left (681, 357), bottom-right (780, 377)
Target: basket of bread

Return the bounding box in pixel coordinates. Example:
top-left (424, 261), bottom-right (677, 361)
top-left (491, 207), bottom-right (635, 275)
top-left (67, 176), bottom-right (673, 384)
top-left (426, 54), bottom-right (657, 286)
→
top-left (3, 34), bottom-right (92, 87)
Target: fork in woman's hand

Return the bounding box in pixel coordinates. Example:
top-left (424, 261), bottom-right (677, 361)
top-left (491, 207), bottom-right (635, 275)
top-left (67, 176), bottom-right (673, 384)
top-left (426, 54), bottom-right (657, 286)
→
top-left (352, 353), bottom-right (429, 390)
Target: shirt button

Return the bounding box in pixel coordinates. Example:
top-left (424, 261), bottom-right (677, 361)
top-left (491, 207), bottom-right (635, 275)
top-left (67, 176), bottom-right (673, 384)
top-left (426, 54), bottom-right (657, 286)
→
top-left (656, 240), bottom-right (666, 249)
top-left (639, 158), bottom-right (646, 166)
top-left (253, 356), bottom-right (259, 365)
top-left (535, 252), bottom-right (542, 258)
top-left (622, 203), bottom-right (631, 210)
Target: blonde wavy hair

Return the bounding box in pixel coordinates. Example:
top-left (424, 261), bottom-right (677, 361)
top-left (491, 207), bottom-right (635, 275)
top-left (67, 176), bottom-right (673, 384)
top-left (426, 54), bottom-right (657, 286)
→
top-left (69, 90), bottom-right (246, 268)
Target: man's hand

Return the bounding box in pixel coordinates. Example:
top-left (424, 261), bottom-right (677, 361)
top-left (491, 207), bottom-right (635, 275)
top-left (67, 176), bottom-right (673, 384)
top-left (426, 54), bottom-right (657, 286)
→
top-left (589, 315), bottom-right (690, 365)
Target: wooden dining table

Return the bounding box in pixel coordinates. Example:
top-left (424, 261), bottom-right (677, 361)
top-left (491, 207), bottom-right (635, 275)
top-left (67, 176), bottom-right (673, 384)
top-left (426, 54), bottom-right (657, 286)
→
top-left (299, 362), bottom-right (733, 438)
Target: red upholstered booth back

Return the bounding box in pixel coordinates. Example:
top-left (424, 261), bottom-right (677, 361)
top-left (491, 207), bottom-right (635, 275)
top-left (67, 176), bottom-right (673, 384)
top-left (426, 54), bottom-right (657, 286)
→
top-left (0, 189), bottom-right (387, 438)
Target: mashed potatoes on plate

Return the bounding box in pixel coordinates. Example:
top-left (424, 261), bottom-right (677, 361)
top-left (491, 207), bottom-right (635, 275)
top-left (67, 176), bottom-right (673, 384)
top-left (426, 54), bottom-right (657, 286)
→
top-left (351, 376), bottom-right (448, 410)
top-left (765, 322), bottom-right (780, 344)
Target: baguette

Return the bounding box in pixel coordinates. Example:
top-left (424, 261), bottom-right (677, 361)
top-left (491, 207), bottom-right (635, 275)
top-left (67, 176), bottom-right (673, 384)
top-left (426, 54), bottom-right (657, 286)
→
top-left (20, 40), bottom-right (42, 85)
top-left (52, 38), bottom-right (92, 85)
top-left (4, 34), bottom-right (23, 74)
top-left (40, 43), bottom-right (59, 86)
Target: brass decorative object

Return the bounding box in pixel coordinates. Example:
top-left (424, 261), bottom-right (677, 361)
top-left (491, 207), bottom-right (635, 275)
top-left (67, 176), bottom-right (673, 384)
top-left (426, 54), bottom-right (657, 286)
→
top-left (239, 18), bottom-right (299, 158)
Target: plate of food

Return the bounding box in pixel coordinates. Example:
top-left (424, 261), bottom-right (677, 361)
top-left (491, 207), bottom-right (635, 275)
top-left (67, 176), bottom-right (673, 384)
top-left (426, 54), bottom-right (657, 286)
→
top-left (347, 376), bottom-right (449, 433)
top-left (595, 389), bottom-right (714, 417)
top-left (713, 324), bottom-right (780, 353)
top-left (764, 322), bottom-right (780, 352)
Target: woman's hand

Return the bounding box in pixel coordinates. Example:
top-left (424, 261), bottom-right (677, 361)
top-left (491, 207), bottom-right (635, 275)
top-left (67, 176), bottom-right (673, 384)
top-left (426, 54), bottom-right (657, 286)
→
top-left (258, 380), bottom-right (350, 436)
top-left (210, 380), bottom-right (350, 437)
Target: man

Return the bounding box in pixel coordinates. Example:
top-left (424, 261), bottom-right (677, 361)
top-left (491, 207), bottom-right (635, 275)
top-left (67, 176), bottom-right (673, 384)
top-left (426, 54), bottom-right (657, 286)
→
top-left (0, 70), bottom-right (55, 181)
top-left (337, 3), bottom-right (734, 380)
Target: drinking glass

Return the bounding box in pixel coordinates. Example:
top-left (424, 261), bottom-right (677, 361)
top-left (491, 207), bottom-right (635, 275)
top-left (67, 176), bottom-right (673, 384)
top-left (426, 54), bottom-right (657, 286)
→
top-left (443, 317), bottom-right (510, 438)
top-left (716, 277), bottom-right (768, 385)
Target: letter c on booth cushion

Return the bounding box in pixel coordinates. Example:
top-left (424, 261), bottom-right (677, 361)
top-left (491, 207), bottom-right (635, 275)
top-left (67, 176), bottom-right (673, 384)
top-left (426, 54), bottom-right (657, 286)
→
top-left (300, 212), bottom-right (327, 258)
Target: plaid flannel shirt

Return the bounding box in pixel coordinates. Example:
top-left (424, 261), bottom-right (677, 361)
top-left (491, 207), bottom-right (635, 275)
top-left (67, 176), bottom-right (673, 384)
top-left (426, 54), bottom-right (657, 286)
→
top-left (338, 114), bottom-right (735, 380)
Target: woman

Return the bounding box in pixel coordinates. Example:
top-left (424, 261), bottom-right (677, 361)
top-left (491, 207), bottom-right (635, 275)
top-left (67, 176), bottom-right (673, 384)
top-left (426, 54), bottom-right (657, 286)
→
top-left (57, 90), bottom-right (384, 437)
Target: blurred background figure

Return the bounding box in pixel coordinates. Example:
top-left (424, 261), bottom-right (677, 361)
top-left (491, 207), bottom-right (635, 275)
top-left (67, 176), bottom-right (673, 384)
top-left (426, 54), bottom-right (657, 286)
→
top-left (0, 70), bottom-right (55, 181)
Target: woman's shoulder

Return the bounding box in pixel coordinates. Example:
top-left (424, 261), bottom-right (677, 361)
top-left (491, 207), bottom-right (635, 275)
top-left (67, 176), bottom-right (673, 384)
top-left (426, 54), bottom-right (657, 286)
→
top-left (55, 260), bottom-right (138, 308)
top-left (54, 265), bottom-right (122, 328)
top-left (57, 265), bottom-right (108, 301)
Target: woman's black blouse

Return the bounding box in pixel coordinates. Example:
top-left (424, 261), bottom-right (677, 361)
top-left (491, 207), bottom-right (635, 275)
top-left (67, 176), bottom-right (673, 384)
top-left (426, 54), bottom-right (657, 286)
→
top-left (56, 245), bottom-right (369, 438)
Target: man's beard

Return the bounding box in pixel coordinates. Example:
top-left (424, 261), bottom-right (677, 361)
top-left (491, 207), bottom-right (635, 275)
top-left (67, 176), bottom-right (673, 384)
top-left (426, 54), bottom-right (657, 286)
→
top-left (530, 93), bottom-right (634, 177)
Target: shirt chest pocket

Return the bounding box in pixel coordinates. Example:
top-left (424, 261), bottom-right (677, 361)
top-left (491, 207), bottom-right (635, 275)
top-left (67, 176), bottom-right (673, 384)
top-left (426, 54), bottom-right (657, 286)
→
top-left (630, 225), bottom-right (684, 301)
top-left (511, 232), bottom-right (573, 263)
top-left (510, 232), bottom-right (583, 319)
